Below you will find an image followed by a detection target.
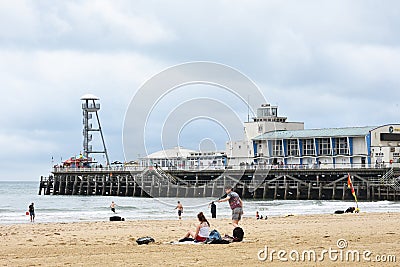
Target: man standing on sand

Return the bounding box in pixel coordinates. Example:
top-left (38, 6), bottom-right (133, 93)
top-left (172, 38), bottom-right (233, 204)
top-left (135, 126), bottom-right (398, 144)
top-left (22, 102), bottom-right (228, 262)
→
top-left (110, 201), bottom-right (116, 213)
top-left (218, 185), bottom-right (243, 227)
top-left (28, 202), bottom-right (35, 222)
top-left (175, 201), bottom-right (183, 219)
top-left (209, 201), bottom-right (217, 218)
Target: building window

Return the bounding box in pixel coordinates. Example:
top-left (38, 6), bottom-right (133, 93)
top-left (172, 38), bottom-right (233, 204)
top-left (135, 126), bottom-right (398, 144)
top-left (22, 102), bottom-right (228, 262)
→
top-left (334, 138), bottom-right (348, 155)
top-left (287, 139), bottom-right (299, 156)
top-left (302, 139), bottom-right (315, 156)
top-left (318, 138), bottom-right (331, 155)
top-left (272, 140), bottom-right (283, 156)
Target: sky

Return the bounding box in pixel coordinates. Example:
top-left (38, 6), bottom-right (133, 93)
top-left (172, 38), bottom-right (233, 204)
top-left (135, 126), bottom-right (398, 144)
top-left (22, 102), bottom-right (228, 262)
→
top-left (1, 0), bottom-right (400, 181)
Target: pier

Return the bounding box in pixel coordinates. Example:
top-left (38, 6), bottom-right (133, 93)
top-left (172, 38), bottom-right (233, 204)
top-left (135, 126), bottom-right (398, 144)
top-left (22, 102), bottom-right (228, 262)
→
top-left (39, 166), bottom-right (400, 201)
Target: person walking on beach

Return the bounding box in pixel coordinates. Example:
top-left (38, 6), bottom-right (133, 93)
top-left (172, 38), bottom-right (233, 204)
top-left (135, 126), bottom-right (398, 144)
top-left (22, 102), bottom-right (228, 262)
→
top-left (28, 203), bottom-right (35, 222)
top-left (218, 185), bottom-right (243, 227)
top-left (110, 201), bottom-right (116, 213)
top-left (209, 201), bottom-right (217, 218)
top-left (175, 201), bottom-right (183, 219)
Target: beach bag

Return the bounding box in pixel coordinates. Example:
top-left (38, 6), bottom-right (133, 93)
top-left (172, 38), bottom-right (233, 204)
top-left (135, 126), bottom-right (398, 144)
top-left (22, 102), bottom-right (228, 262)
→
top-left (233, 227), bottom-right (244, 242)
top-left (205, 230), bottom-right (230, 244)
top-left (110, 216), bottom-right (124, 221)
top-left (136, 236), bottom-right (155, 245)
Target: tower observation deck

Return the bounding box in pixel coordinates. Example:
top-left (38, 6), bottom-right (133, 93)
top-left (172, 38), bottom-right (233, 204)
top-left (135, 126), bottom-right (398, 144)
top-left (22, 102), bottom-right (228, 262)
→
top-left (81, 94), bottom-right (110, 165)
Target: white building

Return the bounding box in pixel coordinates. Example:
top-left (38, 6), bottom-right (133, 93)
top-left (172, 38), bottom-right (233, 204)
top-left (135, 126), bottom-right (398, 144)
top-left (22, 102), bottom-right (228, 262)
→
top-left (139, 146), bottom-right (227, 170)
top-left (226, 103), bottom-right (304, 166)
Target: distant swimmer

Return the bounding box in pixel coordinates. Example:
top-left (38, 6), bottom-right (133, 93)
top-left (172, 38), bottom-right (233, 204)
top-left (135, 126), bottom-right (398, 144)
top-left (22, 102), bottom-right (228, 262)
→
top-left (175, 201), bottom-right (183, 219)
top-left (28, 203), bottom-right (35, 222)
top-left (110, 201), bottom-right (117, 213)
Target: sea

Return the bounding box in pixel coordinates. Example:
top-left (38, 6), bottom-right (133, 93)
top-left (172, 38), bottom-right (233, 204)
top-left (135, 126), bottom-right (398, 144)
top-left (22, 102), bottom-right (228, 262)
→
top-left (1, 181), bottom-right (400, 225)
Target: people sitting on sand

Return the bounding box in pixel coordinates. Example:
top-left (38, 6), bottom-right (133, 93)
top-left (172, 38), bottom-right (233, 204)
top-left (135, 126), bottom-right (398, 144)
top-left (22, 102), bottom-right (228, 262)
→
top-left (256, 211), bottom-right (260, 219)
top-left (345, 207), bottom-right (356, 213)
top-left (181, 212), bottom-right (210, 242)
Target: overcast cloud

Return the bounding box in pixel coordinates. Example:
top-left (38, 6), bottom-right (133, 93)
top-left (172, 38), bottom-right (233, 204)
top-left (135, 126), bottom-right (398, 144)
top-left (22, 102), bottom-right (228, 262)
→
top-left (1, 0), bottom-right (400, 181)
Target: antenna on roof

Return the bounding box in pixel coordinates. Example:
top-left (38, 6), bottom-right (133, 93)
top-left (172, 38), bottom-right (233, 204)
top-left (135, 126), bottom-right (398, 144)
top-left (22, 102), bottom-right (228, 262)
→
top-left (247, 95), bottom-right (250, 123)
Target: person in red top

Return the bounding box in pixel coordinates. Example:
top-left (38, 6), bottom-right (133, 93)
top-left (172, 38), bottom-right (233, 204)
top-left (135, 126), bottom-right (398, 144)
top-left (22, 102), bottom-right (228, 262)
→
top-left (218, 185), bottom-right (243, 227)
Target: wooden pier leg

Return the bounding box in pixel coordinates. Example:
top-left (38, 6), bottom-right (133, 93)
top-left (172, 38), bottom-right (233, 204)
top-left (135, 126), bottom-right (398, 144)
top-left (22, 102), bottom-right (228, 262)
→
top-left (63, 176), bottom-right (68, 195)
top-left (332, 183), bottom-right (336, 200)
top-left (102, 176), bottom-right (106, 196)
top-left (109, 177), bottom-right (114, 196)
top-left (274, 183), bottom-right (278, 200)
top-left (72, 176), bottom-right (78, 195)
top-left (296, 183), bottom-right (301, 200)
top-left (342, 184), bottom-right (346, 200)
top-left (125, 176), bottom-right (129, 196)
top-left (86, 176), bottom-right (91, 195)
top-left (185, 185), bottom-right (189, 197)
top-left (284, 183), bottom-right (288, 200)
top-left (53, 176), bottom-right (58, 195)
top-left (58, 176), bottom-right (63, 195)
top-left (242, 184), bottom-right (246, 198)
top-left (167, 182), bottom-right (171, 197)
top-left (150, 176), bottom-right (155, 197)
top-left (371, 186), bottom-right (375, 201)
top-left (141, 180), bottom-right (145, 197)
top-left (203, 184), bottom-right (207, 197)
top-left (46, 178), bottom-right (52, 195)
top-left (194, 183), bottom-right (198, 197)
top-left (79, 177), bottom-right (84, 195)
top-left (117, 176), bottom-right (121, 196)
top-left (38, 176), bottom-right (43, 195)
top-left (378, 186), bottom-right (381, 200)
top-left (132, 176), bottom-right (137, 197)
top-left (386, 186), bottom-right (389, 200)
top-left (366, 183), bottom-right (370, 201)
top-left (308, 183), bottom-right (312, 200)
top-left (318, 183), bottom-right (323, 200)
top-left (94, 176), bottom-right (98, 195)
top-left (263, 183), bottom-right (268, 200)
top-left (212, 182), bottom-right (217, 198)
top-left (176, 183), bottom-right (180, 198)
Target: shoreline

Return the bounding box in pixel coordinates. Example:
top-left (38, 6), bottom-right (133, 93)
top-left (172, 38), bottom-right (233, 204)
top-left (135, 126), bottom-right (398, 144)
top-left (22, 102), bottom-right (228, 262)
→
top-left (1, 212), bottom-right (399, 266)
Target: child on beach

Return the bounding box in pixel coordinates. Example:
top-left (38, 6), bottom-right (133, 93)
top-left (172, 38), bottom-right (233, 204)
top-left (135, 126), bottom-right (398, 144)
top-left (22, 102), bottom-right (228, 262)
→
top-left (175, 201), bottom-right (183, 219)
top-left (28, 203), bottom-right (35, 222)
top-left (180, 212), bottom-right (210, 242)
top-left (110, 201), bottom-right (116, 213)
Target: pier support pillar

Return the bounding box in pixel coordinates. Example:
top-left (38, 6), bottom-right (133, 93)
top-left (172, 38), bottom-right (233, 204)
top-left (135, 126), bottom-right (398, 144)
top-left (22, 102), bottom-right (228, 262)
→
top-left (125, 176), bottom-right (129, 196)
top-left (332, 183), bottom-right (336, 200)
top-left (263, 183), bottom-right (268, 199)
top-left (296, 183), bottom-right (301, 200)
top-left (72, 176), bottom-right (78, 195)
top-left (284, 183), bottom-right (289, 200)
top-left (102, 176), bottom-right (106, 196)
top-left (274, 183), bottom-right (278, 200)
top-left (342, 183), bottom-right (346, 200)
top-left (308, 183), bottom-right (312, 200)
top-left (318, 183), bottom-right (323, 200)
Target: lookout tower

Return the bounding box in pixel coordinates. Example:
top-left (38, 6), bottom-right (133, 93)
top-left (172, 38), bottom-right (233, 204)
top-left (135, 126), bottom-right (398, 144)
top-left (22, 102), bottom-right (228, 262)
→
top-left (81, 94), bottom-right (110, 165)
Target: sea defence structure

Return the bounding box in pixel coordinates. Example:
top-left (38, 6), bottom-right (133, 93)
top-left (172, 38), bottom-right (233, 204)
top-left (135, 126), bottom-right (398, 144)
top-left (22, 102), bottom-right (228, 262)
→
top-left (39, 165), bottom-right (400, 200)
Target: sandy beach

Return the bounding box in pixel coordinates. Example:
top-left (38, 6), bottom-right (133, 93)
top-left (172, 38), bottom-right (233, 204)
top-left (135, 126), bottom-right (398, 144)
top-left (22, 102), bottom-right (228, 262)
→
top-left (0, 212), bottom-right (399, 266)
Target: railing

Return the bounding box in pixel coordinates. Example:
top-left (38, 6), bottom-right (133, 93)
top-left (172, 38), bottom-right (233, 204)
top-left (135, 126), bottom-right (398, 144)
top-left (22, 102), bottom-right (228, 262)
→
top-left (52, 162), bottom-right (399, 173)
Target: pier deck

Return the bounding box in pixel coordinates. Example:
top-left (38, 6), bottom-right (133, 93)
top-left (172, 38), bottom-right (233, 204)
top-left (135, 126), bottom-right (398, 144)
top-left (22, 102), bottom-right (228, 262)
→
top-left (38, 166), bottom-right (400, 201)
